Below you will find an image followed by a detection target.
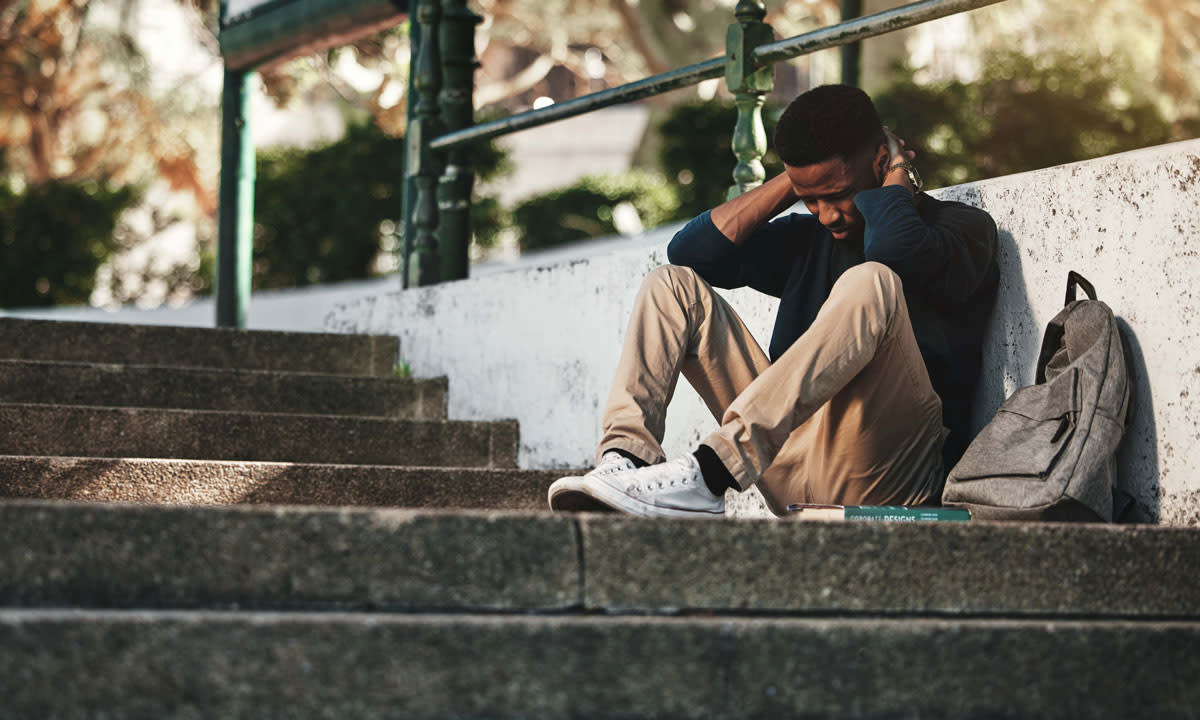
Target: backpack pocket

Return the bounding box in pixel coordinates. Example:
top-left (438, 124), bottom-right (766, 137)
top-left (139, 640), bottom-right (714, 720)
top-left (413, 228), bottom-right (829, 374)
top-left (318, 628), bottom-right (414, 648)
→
top-left (950, 367), bottom-right (1080, 482)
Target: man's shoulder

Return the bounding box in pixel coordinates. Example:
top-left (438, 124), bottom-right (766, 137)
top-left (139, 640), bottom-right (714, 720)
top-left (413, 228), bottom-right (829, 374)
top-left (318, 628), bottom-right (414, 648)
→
top-left (919, 192), bottom-right (994, 221)
top-left (918, 192), bottom-right (997, 237)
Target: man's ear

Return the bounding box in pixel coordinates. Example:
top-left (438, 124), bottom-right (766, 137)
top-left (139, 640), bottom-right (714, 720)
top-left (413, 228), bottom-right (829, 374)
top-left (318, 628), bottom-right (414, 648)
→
top-left (872, 143), bottom-right (890, 183)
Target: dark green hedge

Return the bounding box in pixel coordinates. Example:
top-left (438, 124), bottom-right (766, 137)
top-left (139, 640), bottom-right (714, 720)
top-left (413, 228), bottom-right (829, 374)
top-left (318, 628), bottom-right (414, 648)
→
top-left (0, 181), bottom-right (134, 308)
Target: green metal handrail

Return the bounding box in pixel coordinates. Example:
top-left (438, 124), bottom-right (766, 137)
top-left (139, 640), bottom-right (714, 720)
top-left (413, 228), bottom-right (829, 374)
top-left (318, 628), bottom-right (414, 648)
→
top-left (429, 0), bottom-right (1006, 151)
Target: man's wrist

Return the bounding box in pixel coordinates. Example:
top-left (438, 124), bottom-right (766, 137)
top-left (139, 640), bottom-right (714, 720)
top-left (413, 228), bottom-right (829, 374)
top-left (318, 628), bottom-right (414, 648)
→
top-left (885, 161), bottom-right (923, 192)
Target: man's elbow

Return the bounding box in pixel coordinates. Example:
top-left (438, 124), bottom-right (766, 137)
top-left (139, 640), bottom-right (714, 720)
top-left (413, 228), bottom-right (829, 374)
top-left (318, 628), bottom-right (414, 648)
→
top-left (666, 233), bottom-right (689, 266)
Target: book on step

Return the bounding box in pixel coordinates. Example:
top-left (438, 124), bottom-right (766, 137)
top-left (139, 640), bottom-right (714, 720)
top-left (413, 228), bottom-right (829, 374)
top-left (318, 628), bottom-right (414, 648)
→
top-left (785, 504), bottom-right (970, 523)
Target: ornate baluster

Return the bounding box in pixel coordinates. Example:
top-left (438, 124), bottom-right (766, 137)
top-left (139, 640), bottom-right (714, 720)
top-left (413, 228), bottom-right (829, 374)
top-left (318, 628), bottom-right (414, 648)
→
top-left (407, 0), bottom-right (443, 287)
top-left (436, 0), bottom-right (481, 282)
top-left (725, 0), bottom-right (775, 200)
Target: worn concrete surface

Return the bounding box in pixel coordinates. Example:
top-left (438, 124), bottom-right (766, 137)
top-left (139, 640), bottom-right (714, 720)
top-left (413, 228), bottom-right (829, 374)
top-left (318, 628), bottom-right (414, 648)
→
top-left (0, 456), bottom-right (558, 508)
top-left (0, 359), bottom-right (447, 419)
top-left (0, 503), bottom-right (579, 611)
top-left (0, 317), bottom-right (398, 375)
top-left (579, 516), bottom-right (1200, 617)
top-left (5, 501), bottom-right (1199, 617)
top-left (1, 611), bottom-right (1198, 719)
top-left (0, 404), bottom-right (518, 468)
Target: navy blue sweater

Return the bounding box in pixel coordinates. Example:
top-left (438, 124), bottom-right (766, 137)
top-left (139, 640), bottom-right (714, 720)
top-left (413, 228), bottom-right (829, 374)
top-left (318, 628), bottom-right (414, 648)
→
top-left (666, 185), bottom-right (999, 471)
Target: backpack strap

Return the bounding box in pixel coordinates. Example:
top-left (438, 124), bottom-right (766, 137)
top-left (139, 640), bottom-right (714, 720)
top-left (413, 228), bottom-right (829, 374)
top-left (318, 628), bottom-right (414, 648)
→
top-left (1038, 271), bottom-right (1098, 383)
top-left (1066, 271), bottom-right (1097, 304)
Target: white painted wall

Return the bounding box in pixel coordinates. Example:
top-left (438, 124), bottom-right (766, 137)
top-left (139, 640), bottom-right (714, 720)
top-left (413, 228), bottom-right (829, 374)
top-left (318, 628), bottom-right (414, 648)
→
top-left (9, 140), bottom-right (1200, 523)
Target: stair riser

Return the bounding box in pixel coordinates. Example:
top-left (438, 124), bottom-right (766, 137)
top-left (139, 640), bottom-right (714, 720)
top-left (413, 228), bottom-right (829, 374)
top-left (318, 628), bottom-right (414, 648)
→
top-left (2, 613), bottom-right (1196, 720)
top-left (0, 318), bottom-right (397, 375)
top-left (0, 457), bottom-right (556, 508)
top-left (0, 503), bottom-right (577, 612)
top-left (4, 502), bottom-right (1199, 617)
top-left (581, 516), bottom-right (1200, 617)
top-left (0, 361), bottom-right (446, 419)
top-left (0, 405), bottom-right (517, 467)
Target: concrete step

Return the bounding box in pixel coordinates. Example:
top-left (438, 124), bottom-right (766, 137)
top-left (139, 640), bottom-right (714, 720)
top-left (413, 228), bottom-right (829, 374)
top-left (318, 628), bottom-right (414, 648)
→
top-left (0, 404), bottom-right (517, 467)
top-left (0, 317), bottom-right (398, 375)
top-left (2, 610), bottom-right (1196, 719)
top-left (0, 359), bottom-right (447, 419)
top-left (0, 456), bottom-right (557, 509)
top-left (3, 500), bottom-right (1197, 617)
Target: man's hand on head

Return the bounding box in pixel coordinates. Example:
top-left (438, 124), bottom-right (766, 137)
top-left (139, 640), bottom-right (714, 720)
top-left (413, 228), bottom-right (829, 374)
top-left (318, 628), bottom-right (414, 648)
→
top-left (882, 127), bottom-right (921, 193)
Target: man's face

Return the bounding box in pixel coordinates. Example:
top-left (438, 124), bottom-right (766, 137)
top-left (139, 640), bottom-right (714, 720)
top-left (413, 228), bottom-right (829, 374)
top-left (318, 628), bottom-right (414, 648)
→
top-left (784, 146), bottom-right (885, 244)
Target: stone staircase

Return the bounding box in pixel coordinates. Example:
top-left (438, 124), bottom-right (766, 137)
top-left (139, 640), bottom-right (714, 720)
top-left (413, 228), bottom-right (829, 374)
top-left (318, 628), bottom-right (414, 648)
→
top-left (1, 317), bottom-right (1198, 718)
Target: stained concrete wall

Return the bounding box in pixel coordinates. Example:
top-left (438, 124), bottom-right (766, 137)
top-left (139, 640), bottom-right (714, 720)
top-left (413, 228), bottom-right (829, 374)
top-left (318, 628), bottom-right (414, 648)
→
top-left (8, 140), bottom-right (1199, 524)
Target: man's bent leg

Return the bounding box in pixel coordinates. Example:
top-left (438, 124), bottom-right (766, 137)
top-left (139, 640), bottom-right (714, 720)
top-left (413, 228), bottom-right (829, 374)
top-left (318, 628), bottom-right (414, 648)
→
top-left (704, 262), bottom-right (945, 508)
top-left (598, 264), bottom-right (769, 465)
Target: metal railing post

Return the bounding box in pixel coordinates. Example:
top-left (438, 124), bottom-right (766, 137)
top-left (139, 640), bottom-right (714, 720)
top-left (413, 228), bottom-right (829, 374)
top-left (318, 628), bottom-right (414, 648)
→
top-left (401, 17), bottom-right (422, 289)
top-left (436, 0), bottom-right (481, 282)
top-left (216, 68), bottom-right (255, 328)
top-left (406, 0), bottom-right (443, 287)
top-left (840, 0), bottom-right (863, 86)
top-left (725, 0), bottom-right (775, 199)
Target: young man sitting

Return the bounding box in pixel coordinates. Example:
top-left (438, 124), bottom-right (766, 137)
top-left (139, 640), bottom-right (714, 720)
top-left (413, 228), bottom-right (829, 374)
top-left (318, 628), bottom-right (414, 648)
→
top-left (548, 84), bottom-right (999, 517)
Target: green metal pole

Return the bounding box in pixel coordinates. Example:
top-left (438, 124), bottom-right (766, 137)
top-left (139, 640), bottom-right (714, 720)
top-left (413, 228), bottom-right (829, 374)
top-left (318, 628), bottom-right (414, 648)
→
top-left (401, 17), bottom-right (421, 289)
top-left (841, 0), bottom-right (863, 86)
top-left (406, 0), bottom-right (442, 287)
top-left (435, 0), bottom-right (481, 282)
top-left (725, 0), bottom-right (775, 200)
top-left (216, 68), bottom-right (255, 328)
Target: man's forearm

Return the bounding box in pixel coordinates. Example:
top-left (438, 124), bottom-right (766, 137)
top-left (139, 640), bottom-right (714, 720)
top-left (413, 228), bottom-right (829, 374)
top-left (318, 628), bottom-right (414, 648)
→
top-left (709, 173), bottom-right (797, 247)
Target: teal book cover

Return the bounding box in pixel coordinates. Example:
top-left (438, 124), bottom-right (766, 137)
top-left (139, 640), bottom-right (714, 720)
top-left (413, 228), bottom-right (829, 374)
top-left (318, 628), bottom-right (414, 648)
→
top-left (786, 504), bottom-right (971, 522)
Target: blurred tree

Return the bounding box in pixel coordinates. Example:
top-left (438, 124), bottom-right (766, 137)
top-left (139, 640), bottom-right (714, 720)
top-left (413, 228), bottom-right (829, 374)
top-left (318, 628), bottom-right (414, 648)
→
top-left (0, 180), bottom-right (134, 307)
top-left (0, 0), bottom-right (215, 206)
top-left (934, 0), bottom-right (1200, 124)
top-left (873, 51), bottom-right (1183, 188)
top-left (252, 121), bottom-right (407, 288)
top-left (252, 120), bottom-right (509, 288)
top-left (0, 0), bottom-right (221, 307)
top-left (510, 170), bottom-right (678, 252)
top-left (465, 0), bottom-right (839, 110)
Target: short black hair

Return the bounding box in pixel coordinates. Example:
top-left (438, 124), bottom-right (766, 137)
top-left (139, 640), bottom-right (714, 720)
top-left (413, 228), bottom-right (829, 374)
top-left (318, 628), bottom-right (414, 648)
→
top-left (773, 84), bottom-right (885, 167)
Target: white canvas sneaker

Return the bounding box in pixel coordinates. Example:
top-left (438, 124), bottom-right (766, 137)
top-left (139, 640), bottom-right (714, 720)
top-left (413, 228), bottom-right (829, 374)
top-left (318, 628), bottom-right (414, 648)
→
top-left (548, 452), bottom-right (725, 518)
top-left (547, 451), bottom-right (636, 512)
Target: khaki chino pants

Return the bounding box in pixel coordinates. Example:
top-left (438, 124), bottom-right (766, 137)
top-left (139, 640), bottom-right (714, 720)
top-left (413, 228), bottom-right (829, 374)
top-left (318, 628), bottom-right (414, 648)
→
top-left (598, 262), bottom-right (946, 515)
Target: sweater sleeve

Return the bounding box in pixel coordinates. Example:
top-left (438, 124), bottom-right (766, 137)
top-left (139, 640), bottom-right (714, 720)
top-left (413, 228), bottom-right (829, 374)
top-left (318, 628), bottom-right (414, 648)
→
top-left (855, 185), bottom-right (998, 305)
top-left (666, 210), bottom-right (808, 296)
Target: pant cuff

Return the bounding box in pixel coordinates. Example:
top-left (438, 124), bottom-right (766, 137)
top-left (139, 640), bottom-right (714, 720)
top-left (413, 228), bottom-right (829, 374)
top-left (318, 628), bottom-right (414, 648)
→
top-left (700, 431), bottom-right (759, 491)
top-left (597, 437), bottom-right (665, 467)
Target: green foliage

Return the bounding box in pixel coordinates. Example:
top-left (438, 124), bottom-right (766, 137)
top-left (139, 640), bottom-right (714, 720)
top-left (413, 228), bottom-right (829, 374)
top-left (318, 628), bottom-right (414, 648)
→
top-left (469, 194), bottom-right (509, 250)
top-left (873, 52), bottom-right (1179, 188)
top-left (463, 109), bottom-right (515, 250)
top-left (251, 120), bottom-right (511, 288)
top-left (511, 171), bottom-right (680, 252)
top-left (0, 181), bottom-right (135, 308)
top-left (252, 122), bottom-right (407, 289)
top-left (657, 100), bottom-right (782, 220)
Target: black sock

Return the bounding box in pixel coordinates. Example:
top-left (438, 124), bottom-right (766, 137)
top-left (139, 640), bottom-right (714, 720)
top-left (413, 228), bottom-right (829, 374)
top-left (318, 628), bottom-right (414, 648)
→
top-left (693, 444), bottom-right (738, 497)
top-left (607, 448), bottom-right (649, 468)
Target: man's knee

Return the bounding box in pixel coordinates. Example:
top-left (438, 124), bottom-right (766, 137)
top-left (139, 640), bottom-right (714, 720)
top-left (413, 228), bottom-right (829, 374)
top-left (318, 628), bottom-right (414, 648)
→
top-left (639, 264), bottom-right (706, 302)
top-left (834, 262), bottom-right (903, 304)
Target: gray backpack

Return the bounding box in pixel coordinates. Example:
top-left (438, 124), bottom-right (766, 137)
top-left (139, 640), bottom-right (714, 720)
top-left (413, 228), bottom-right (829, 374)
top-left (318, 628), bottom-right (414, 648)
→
top-left (942, 272), bottom-right (1132, 522)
